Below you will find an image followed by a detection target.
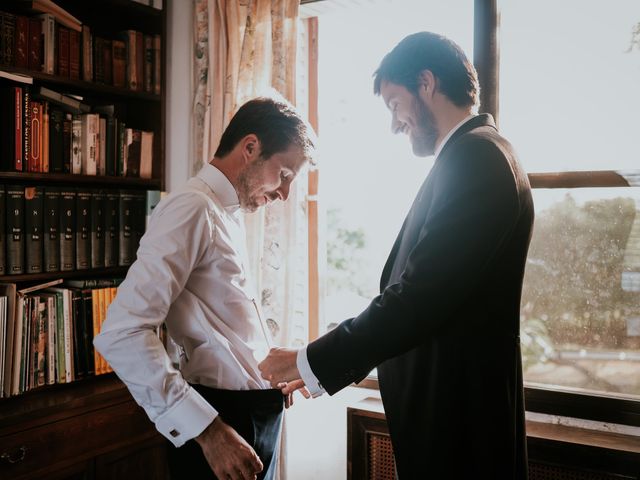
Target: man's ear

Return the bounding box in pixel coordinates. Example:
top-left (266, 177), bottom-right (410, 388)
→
top-left (241, 134), bottom-right (261, 163)
top-left (418, 70), bottom-right (436, 99)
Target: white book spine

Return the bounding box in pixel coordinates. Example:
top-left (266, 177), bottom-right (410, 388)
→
top-left (99, 117), bottom-right (107, 175)
top-left (72, 116), bottom-right (82, 174)
top-left (46, 296), bottom-right (56, 385)
top-left (62, 290), bottom-right (72, 383)
top-left (39, 14), bottom-right (56, 75)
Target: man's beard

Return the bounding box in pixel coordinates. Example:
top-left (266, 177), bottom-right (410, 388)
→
top-left (411, 97), bottom-right (439, 157)
top-left (237, 158), bottom-right (266, 213)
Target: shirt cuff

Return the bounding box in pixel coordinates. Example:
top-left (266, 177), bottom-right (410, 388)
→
top-left (297, 347), bottom-right (325, 398)
top-left (154, 386), bottom-right (218, 447)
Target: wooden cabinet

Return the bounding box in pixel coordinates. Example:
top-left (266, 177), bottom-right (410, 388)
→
top-left (347, 397), bottom-right (640, 480)
top-left (0, 376), bottom-right (167, 480)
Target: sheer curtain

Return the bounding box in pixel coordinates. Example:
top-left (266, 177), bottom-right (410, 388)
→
top-left (193, 1), bottom-right (308, 477)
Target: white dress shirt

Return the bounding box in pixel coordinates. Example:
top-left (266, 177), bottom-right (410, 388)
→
top-left (297, 114), bottom-right (478, 397)
top-left (94, 164), bottom-right (271, 447)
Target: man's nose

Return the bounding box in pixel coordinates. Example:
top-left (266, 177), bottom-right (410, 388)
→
top-left (278, 182), bottom-right (291, 201)
top-left (391, 117), bottom-right (403, 135)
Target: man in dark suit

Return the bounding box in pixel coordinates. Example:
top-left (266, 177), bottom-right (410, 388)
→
top-left (259, 31), bottom-right (533, 479)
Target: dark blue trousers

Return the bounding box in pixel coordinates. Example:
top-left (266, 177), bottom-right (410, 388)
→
top-left (168, 386), bottom-right (284, 480)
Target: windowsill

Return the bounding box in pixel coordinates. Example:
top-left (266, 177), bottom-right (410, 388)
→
top-left (349, 395), bottom-right (640, 455)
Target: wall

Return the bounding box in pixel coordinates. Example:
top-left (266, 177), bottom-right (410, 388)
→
top-left (285, 386), bottom-right (380, 480)
top-left (166, 0), bottom-right (193, 192)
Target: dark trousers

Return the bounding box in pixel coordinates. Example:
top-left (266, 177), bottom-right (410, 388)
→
top-left (168, 386), bottom-right (284, 480)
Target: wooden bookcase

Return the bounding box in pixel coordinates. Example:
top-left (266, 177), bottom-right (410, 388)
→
top-left (0, 1), bottom-right (168, 478)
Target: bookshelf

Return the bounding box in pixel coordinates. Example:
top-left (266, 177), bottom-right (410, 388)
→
top-left (0, 1), bottom-right (168, 478)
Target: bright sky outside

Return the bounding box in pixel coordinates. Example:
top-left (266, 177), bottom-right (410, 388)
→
top-left (317, 0), bottom-right (474, 309)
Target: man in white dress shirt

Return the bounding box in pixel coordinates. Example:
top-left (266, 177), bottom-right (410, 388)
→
top-left (94, 97), bottom-right (314, 480)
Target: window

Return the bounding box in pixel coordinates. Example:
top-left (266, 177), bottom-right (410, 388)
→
top-left (500, 0), bottom-right (640, 404)
top-left (303, 0), bottom-right (473, 335)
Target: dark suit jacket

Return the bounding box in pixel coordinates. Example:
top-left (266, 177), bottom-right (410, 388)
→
top-left (307, 114), bottom-right (533, 479)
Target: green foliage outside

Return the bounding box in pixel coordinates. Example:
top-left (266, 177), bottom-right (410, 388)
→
top-left (521, 193), bottom-right (638, 370)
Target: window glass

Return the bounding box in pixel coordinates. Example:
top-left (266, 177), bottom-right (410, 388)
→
top-left (316, 0), bottom-right (473, 333)
top-left (499, 0), bottom-right (640, 172)
top-left (522, 188), bottom-right (640, 398)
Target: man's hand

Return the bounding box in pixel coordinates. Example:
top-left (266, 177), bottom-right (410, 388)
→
top-left (258, 347), bottom-right (301, 387)
top-left (281, 379), bottom-right (311, 408)
top-left (195, 416), bottom-right (263, 480)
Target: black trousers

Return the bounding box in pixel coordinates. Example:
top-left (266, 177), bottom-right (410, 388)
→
top-left (168, 386), bottom-right (284, 480)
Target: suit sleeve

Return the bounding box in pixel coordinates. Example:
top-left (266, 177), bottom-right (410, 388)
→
top-left (307, 138), bottom-right (521, 394)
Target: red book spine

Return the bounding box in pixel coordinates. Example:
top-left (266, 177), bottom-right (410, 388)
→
top-left (15, 15), bottom-right (28, 68)
top-left (57, 26), bottom-right (70, 78)
top-left (27, 18), bottom-right (42, 71)
top-left (29, 101), bottom-right (42, 173)
top-left (69, 29), bottom-right (80, 80)
top-left (14, 87), bottom-right (23, 171)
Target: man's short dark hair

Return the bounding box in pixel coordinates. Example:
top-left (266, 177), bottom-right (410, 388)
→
top-left (215, 97), bottom-right (314, 161)
top-left (373, 31), bottom-right (479, 109)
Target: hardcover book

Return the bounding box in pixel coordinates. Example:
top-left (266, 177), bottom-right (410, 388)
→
top-left (90, 190), bottom-right (105, 268)
top-left (59, 189), bottom-right (76, 271)
top-left (43, 187), bottom-right (60, 272)
top-left (6, 185), bottom-right (25, 275)
top-left (75, 190), bottom-right (91, 270)
top-left (24, 186), bottom-right (44, 273)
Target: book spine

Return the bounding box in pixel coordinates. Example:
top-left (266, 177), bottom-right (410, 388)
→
top-left (46, 296), bottom-right (56, 384)
top-left (82, 289), bottom-right (95, 375)
top-left (135, 31), bottom-right (144, 93)
top-left (118, 190), bottom-right (135, 266)
top-left (81, 113), bottom-right (98, 175)
top-left (82, 25), bottom-right (92, 82)
top-left (59, 189), bottom-right (76, 271)
top-left (54, 291), bottom-right (65, 383)
top-left (23, 87), bottom-right (30, 171)
top-left (27, 18), bottom-right (42, 71)
top-left (126, 129), bottom-right (141, 177)
top-left (14, 86), bottom-right (23, 172)
top-left (105, 116), bottom-right (116, 176)
top-left (112, 40), bottom-right (126, 88)
top-left (90, 190), bottom-right (105, 268)
top-left (70, 289), bottom-right (85, 379)
top-left (98, 117), bottom-right (106, 175)
top-left (29, 100), bottom-right (42, 173)
top-left (0, 186), bottom-right (5, 275)
top-left (69, 29), bottom-right (80, 80)
top-left (43, 187), bottom-right (60, 272)
top-left (71, 114), bottom-right (82, 174)
top-left (104, 191), bottom-right (119, 267)
top-left (93, 37), bottom-right (104, 83)
top-left (15, 15), bottom-right (28, 69)
top-left (42, 102), bottom-right (49, 173)
top-left (75, 189), bottom-right (91, 270)
top-left (153, 34), bottom-right (161, 95)
top-left (0, 13), bottom-right (16, 67)
top-left (140, 130), bottom-right (154, 179)
top-left (36, 298), bottom-right (46, 387)
top-left (57, 26), bottom-right (70, 78)
top-left (144, 35), bottom-right (153, 93)
top-left (62, 113), bottom-right (72, 173)
top-left (103, 39), bottom-right (113, 85)
top-left (25, 186), bottom-right (43, 273)
top-left (39, 14), bottom-right (55, 75)
top-left (6, 185), bottom-right (25, 274)
top-left (49, 109), bottom-right (64, 173)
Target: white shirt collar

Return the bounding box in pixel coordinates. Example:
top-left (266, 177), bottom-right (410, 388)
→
top-left (434, 114), bottom-right (477, 160)
top-left (197, 163), bottom-right (241, 212)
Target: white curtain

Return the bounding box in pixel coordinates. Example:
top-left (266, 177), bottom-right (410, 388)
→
top-left (193, 1), bottom-right (310, 477)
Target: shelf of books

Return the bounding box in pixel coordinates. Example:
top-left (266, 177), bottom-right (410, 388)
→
top-left (0, 0), bottom-right (165, 402)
